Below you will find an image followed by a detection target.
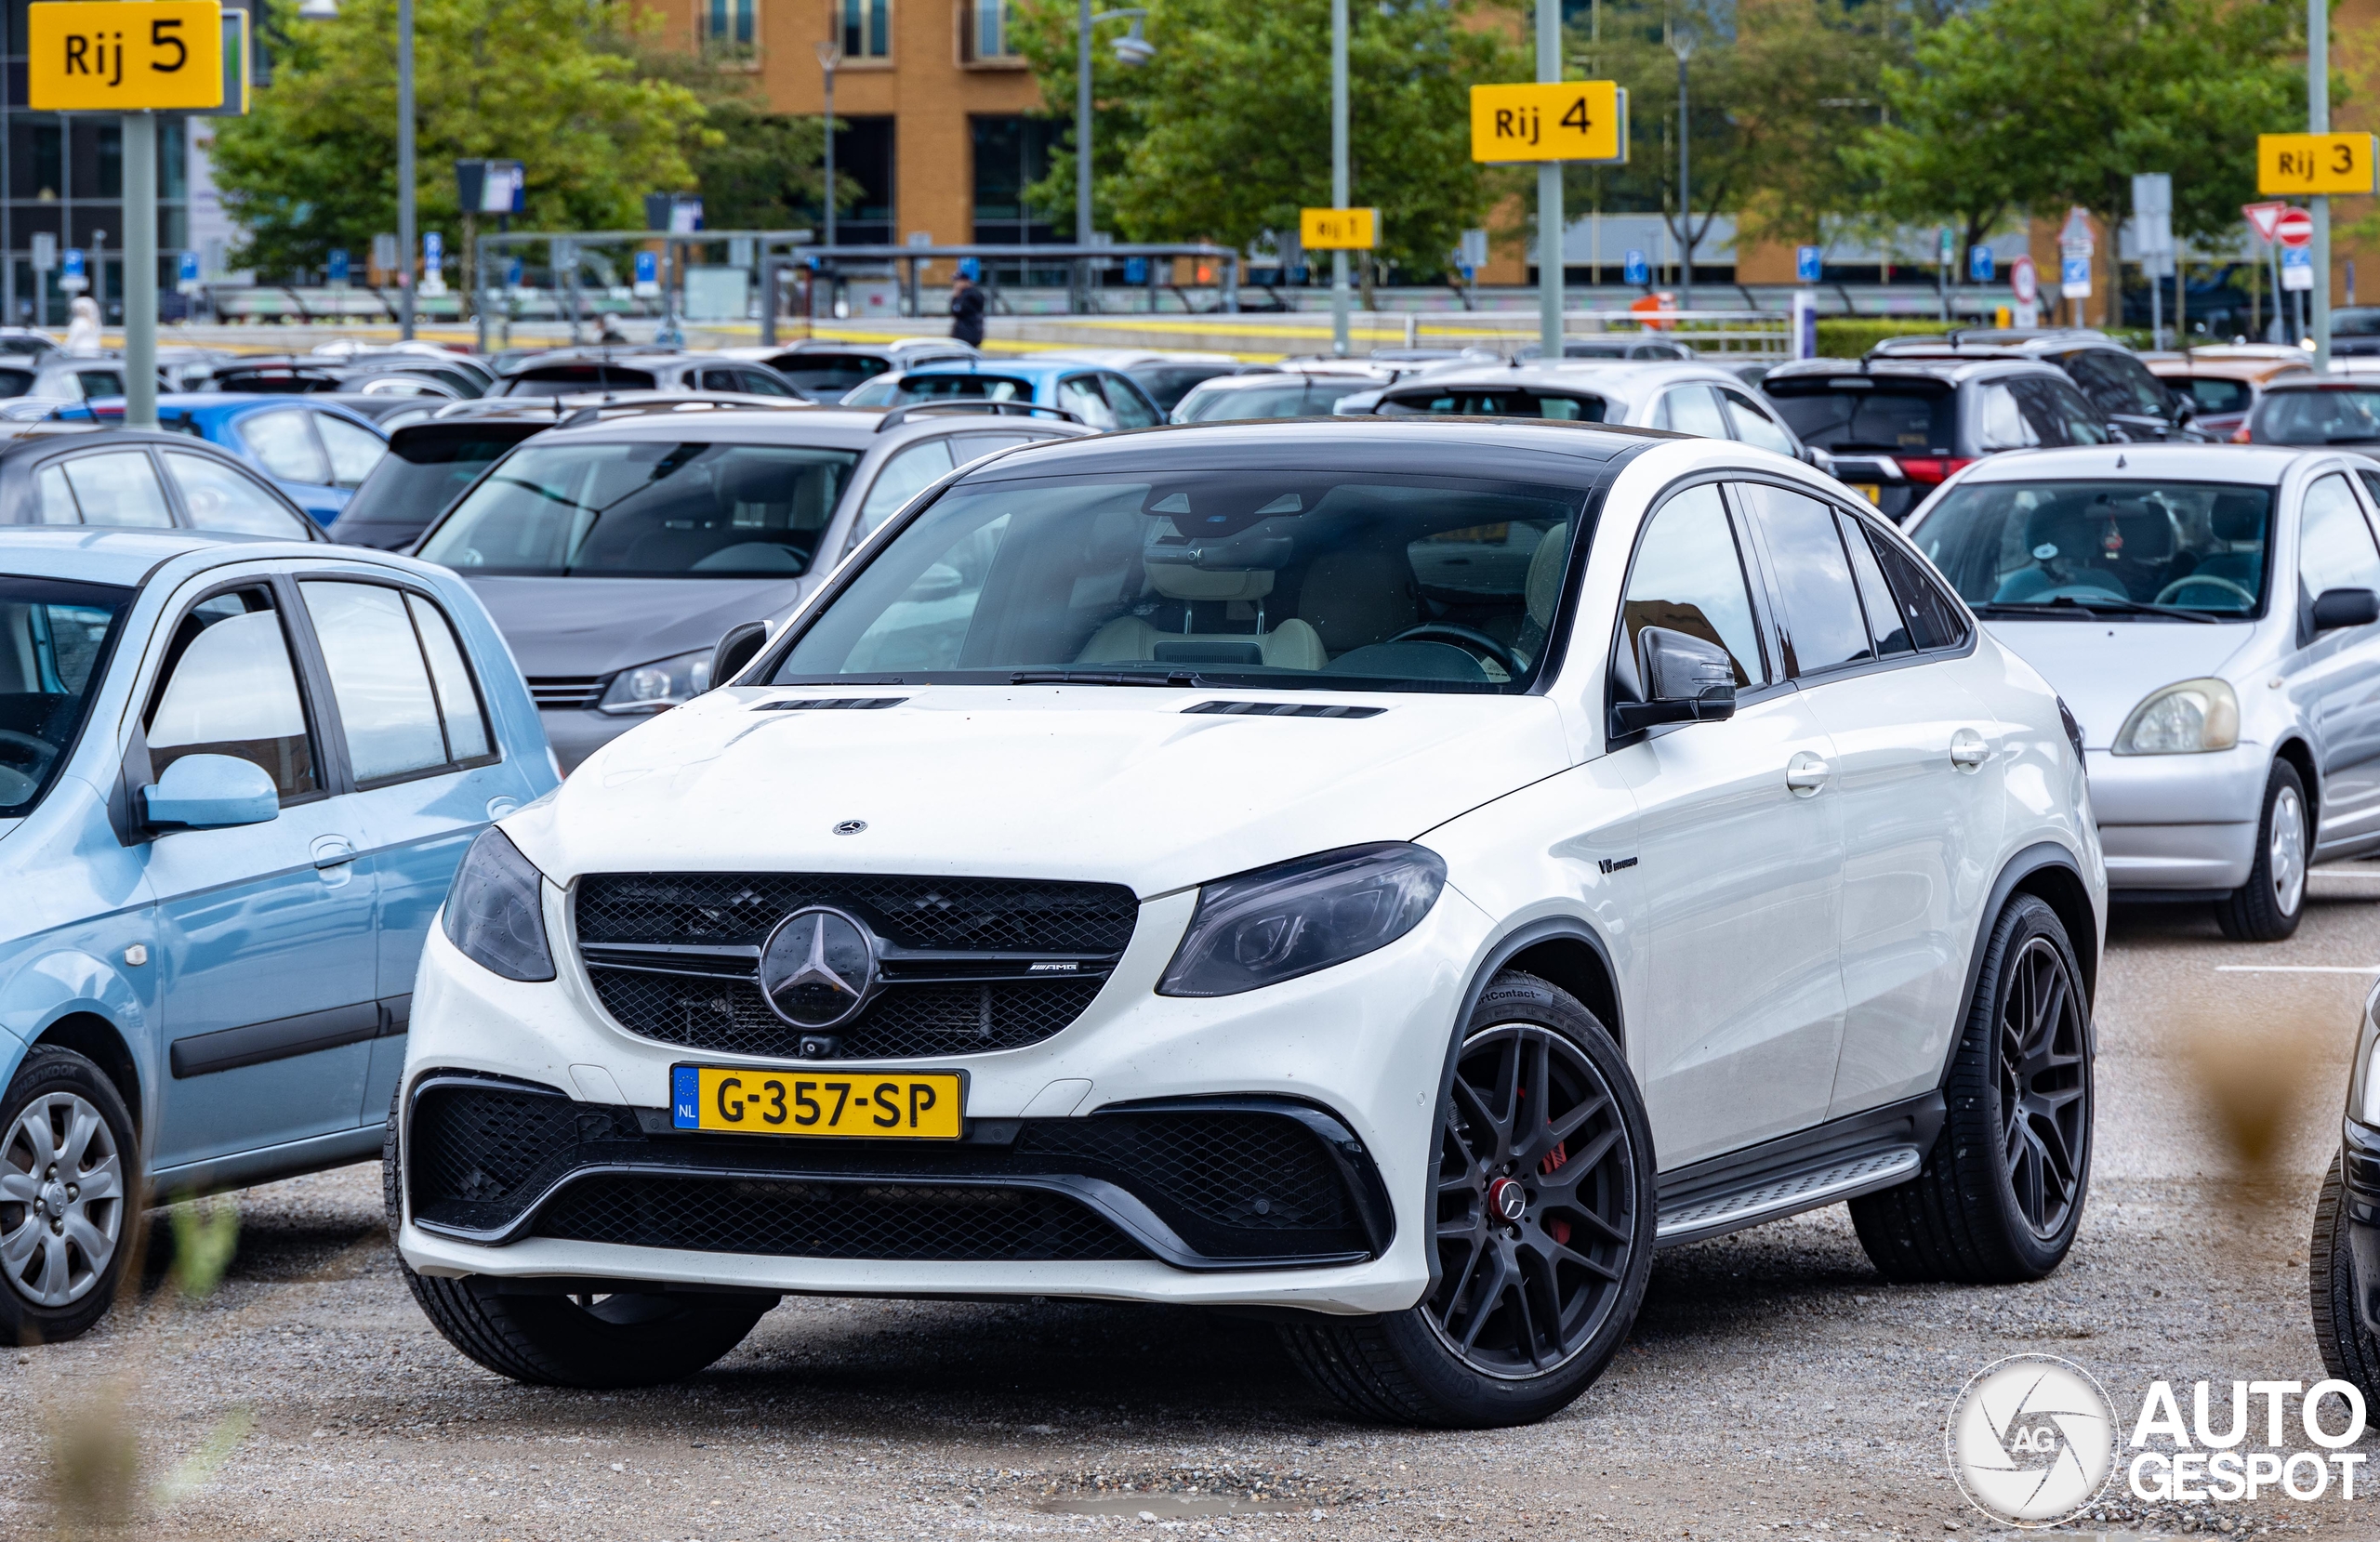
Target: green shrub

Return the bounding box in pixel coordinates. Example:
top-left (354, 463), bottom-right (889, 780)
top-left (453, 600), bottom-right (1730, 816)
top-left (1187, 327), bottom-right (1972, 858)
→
top-left (1812, 318), bottom-right (1964, 358)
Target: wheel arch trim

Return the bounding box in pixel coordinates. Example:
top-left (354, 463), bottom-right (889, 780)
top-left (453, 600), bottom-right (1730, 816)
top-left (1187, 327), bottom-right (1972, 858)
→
top-left (1941, 841), bottom-right (2100, 1088)
top-left (0, 952), bottom-right (150, 1133)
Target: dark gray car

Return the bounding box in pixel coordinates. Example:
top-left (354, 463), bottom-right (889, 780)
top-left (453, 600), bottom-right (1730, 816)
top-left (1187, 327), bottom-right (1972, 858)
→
top-left (409, 404), bottom-right (1088, 769)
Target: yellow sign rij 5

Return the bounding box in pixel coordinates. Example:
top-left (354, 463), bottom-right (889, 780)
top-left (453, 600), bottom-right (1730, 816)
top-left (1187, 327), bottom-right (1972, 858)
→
top-left (1470, 81), bottom-right (1628, 165)
top-left (29, 0), bottom-right (223, 112)
top-left (2258, 133), bottom-right (2378, 196)
top-left (1300, 207), bottom-right (1379, 251)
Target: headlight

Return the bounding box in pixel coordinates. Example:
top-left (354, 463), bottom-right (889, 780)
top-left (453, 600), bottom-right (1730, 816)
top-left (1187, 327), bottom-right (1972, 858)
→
top-left (1157, 843), bottom-right (1446, 997)
top-left (597, 648), bottom-right (711, 715)
top-left (2353, 982), bottom-right (2380, 1127)
top-left (440, 827), bottom-right (555, 982)
top-left (2112, 677), bottom-right (2239, 755)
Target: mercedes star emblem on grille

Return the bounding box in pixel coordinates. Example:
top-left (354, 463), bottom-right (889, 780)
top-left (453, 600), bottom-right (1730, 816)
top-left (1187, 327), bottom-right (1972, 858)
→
top-left (757, 906), bottom-right (879, 1029)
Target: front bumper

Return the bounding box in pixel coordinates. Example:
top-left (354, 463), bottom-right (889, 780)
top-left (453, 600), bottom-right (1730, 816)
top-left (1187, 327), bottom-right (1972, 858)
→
top-left (2084, 745), bottom-right (2267, 892)
top-left (394, 878), bottom-right (1492, 1313)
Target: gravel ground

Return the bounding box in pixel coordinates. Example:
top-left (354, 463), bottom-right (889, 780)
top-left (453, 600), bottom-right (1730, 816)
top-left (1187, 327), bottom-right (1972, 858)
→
top-left (7, 872), bottom-right (2380, 1542)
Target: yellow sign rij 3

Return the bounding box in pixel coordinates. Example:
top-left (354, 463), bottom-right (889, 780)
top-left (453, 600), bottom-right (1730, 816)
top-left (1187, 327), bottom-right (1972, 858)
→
top-left (1300, 207), bottom-right (1379, 251)
top-left (29, 0), bottom-right (223, 112)
top-left (2258, 133), bottom-right (2378, 196)
top-left (1470, 81), bottom-right (1628, 165)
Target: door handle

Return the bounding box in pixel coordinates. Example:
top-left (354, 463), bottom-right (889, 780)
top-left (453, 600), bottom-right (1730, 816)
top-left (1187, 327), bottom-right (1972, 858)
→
top-left (311, 837), bottom-right (357, 870)
top-left (1950, 728), bottom-right (1990, 771)
top-left (1785, 751), bottom-right (1831, 796)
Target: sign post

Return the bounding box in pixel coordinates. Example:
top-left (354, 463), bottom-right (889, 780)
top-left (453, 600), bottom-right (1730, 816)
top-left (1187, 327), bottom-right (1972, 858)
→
top-left (29, 0), bottom-right (226, 428)
top-left (2057, 206), bottom-right (2094, 326)
top-left (1471, 77), bottom-right (1628, 359)
top-left (2260, 131), bottom-right (2376, 365)
top-left (2133, 174), bottom-right (2173, 349)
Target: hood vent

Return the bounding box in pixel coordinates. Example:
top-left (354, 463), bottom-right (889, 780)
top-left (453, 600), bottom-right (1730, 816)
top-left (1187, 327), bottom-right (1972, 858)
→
top-left (1184, 700), bottom-right (1385, 719)
top-left (753, 696), bottom-right (910, 712)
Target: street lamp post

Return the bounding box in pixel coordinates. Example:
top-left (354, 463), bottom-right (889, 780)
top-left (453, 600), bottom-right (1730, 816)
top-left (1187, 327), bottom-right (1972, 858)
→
top-left (1075, 4), bottom-right (1152, 313)
top-left (2310, 0), bottom-right (2331, 368)
top-left (1537, 0), bottom-right (1561, 358)
top-left (817, 41), bottom-right (840, 252)
top-left (1331, 0), bottom-right (1349, 355)
top-left (299, 0), bottom-right (415, 340)
top-left (1672, 29), bottom-right (1693, 312)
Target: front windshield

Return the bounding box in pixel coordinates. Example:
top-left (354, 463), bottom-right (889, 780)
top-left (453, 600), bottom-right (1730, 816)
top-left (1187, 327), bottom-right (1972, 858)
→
top-left (2257, 389), bottom-right (2380, 444)
top-left (771, 471), bottom-right (1586, 692)
top-left (0, 574), bottom-right (130, 815)
top-left (1912, 479), bottom-right (2270, 616)
top-left (1180, 379), bottom-right (1374, 422)
top-left (416, 440), bottom-right (860, 577)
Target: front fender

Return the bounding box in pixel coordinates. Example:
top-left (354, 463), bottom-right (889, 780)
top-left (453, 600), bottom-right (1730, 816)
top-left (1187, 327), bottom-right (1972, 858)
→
top-left (0, 948), bottom-right (150, 1110)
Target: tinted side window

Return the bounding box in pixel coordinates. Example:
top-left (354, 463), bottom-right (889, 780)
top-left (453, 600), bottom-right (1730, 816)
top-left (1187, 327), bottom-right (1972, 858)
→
top-left (1742, 483), bottom-right (1870, 675)
top-left (1840, 511), bottom-right (1914, 655)
top-left (1867, 529), bottom-right (1971, 650)
top-left (315, 414), bottom-right (389, 486)
top-left (145, 586), bottom-right (319, 797)
top-left (1977, 384), bottom-right (2042, 451)
top-left (853, 439), bottom-right (957, 548)
top-left (1720, 389), bottom-right (1796, 455)
top-left (165, 452), bottom-right (311, 538)
top-left (2008, 377), bottom-right (2110, 447)
top-left (1100, 375), bottom-right (1160, 429)
top-left (405, 592), bottom-right (493, 761)
top-left (299, 580), bottom-right (452, 784)
top-left (1619, 483), bottom-right (1767, 689)
top-left (2066, 350), bottom-right (2171, 417)
top-left (60, 451), bottom-right (174, 528)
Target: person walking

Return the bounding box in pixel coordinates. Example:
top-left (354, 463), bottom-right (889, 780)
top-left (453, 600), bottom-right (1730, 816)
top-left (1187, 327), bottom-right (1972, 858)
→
top-left (949, 272), bottom-right (985, 348)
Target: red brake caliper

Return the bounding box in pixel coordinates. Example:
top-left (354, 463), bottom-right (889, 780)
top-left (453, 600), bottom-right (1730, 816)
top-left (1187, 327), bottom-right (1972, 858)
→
top-left (1540, 1141), bottom-right (1569, 1245)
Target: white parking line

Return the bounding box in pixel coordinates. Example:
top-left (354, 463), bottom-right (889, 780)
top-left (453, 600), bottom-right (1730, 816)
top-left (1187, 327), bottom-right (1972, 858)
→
top-left (2214, 965), bottom-right (2380, 973)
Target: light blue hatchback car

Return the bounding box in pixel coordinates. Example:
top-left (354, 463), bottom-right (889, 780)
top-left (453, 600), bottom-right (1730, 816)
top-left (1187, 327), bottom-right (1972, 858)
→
top-left (0, 527), bottom-right (555, 1342)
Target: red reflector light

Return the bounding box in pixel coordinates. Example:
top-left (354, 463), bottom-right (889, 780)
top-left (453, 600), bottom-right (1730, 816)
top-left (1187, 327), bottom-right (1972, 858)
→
top-left (2231, 427), bottom-right (2254, 443)
top-left (1897, 457), bottom-right (1975, 484)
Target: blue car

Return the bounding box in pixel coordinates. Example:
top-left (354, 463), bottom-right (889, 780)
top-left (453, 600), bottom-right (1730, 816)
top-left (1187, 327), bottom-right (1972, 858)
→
top-left (0, 527), bottom-right (555, 1343)
top-left (62, 394), bottom-right (392, 526)
top-left (839, 356), bottom-right (1164, 429)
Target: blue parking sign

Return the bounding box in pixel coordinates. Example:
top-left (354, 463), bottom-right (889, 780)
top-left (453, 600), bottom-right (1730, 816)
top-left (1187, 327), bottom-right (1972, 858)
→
top-left (61, 248), bottom-right (84, 282)
top-left (634, 250), bottom-right (657, 285)
top-left (177, 251), bottom-right (199, 285)
top-left (2061, 255), bottom-right (2090, 289)
top-left (1968, 244), bottom-right (1995, 283)
top-left (1623, 249), bottom-right (1649, 285)
top-left (326, 248), bottom-right (350, 284)
top-left (1795, 244), bottom-right (1822, 283)
top-left (505, 256), bottom-right (523, 288)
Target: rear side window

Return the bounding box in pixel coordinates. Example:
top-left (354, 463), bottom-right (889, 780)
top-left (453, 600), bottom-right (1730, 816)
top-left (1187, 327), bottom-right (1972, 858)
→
top-left (2062, 350), bottom-right (2172, 417)
top-left (53, 450), bottom-right (174, 528)
top-left (299, 580), bottom-right (494, 783)
top-left (2008, 376), bottom-right (2110, 446)
top-left (1866, 527), bottom-right (1970, 650)
top-left (2178, 376), bottom-right (2254, 416)
top-left (165, 452), bottom-right (311, 538)
top-left (1766, 377), bottom-right (1956, 454)
top-left (1652, 385), bottom-right (1729, 437)
top-left (1099, 374), bottom-right (1160, 429)
top-left (1375, 389), bottom-right (1607, 421)
top-left (1720, 389), bottom-right (1796, 455)
top-left (1841, 512), bottom-right (1914, 656)
top-left (244, 409), bottom-right (333, 484)
top-left (501, 365), bottom-right (659, 398)
top-left (899, 374), bottom-right (1031, 403)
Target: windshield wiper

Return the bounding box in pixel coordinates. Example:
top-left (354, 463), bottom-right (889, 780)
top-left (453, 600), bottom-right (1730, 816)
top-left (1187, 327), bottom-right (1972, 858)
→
top-left (1008, 669), bottom-right (1209, 687)
top-left (1972, 596), bottom-right (2220, 624)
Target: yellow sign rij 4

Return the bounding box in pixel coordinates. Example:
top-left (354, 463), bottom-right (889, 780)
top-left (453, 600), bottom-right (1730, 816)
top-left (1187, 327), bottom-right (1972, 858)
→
top-left (1300, 207), bottom-right (1379, 251)
top-left (29, 0), bottom-right (223, 112)
top-left (2258, 133), bottom-right (2378, 197)
top-left (1470, 81), bottom-right (1628, 165)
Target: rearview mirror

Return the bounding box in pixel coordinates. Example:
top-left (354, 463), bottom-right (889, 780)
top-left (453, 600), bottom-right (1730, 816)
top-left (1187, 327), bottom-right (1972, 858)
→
top-left (2312, 587), bottom-right (2380, 631)
top-left (1610, 626), bottom-right (1739, 735)
top-left (142, 754), bottom-right (279, 830)
top-left (707, 620), bottom-right (771, 692)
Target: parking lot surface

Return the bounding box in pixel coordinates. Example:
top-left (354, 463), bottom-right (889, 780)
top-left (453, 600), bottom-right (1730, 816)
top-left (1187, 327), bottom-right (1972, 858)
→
top-left (6, 875), bottom-right (2377, 1541)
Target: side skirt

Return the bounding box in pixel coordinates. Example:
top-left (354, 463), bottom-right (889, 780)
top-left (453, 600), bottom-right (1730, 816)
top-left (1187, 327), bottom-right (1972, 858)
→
top-left (1652, 1092), bottom-right (1944, 1249)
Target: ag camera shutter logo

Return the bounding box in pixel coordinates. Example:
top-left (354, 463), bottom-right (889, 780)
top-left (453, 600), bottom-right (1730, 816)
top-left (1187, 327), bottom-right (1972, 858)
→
top-left (1946, 1354), bottom-right (2117, 1526)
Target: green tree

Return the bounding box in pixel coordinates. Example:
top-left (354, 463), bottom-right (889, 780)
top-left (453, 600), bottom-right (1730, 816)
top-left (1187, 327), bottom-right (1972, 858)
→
top-left (1010, 0), bottom-right (1528, 281)
top-left (210, 0), bottom-right (709, 278)
top-left (1851, 0), bottom-right (2303, 253)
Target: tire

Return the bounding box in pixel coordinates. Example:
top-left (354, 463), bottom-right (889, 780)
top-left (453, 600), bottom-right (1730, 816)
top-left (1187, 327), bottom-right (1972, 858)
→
top-left (1276, 970), bottom-right (1657, 1428)
top-left (0, 1045), bottom-right (142, 1347)
top-left (1851, 894), bottom-right (2093, 1285)
top-left (2218, 761), bottom-right (2309, 942)
top-left (381, 1082), bottom-right (774, 1389)
top-left (2310, 1153), bottom-right (2380, 1402)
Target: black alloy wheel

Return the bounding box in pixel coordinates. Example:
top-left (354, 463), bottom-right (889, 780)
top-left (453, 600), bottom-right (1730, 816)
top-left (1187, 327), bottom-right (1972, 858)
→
top-left (1997, 934), bottom-right (2090, 1240)
top-left (1427, 1022), bottom-right (1637, 1377)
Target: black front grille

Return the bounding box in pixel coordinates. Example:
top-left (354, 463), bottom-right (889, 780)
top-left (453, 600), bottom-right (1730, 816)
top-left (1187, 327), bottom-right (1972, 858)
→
top-left (532, 1176), bottom-right (1146, 1261)
top-left (586, 971), bottom-right (1104, 1060)
top-left (575, 874), bottom-right (1138, 954)
top-left (528, 675), bottom-right (607, 710)
top-left (403, 1074), bottom-right (1383, 1266)
top-left (573, 874), bottom-right (1137, 1060)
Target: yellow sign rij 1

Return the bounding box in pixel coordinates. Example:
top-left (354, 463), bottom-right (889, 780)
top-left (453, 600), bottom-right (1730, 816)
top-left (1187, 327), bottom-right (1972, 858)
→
top-left (1300, 207), bottom-right (1379, 251)
top-left (1470, 81), bottom-right (1628, 165)
top-left (29, 0), bottom-right (223, 112)
top-left (2258, 133), bottom-right (2378, 196)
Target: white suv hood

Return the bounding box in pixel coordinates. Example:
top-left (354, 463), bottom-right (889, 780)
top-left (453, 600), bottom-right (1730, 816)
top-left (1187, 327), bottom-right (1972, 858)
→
top-left (503, 685), bottom-right (1574, 896)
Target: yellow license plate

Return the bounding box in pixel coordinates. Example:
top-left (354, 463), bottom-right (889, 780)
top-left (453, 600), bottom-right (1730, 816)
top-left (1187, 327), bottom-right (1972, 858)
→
top-left (671, 1065), bottom-right (964, 1139)
top-left (1850, 482), bottom-right (1882, 505)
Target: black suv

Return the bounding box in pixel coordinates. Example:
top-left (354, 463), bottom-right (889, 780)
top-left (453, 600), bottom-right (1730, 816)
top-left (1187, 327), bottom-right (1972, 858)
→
top-left (1761, 355), bottom-right (2109, 522)
top-left (1868, 329), bottom-right (2200, 442)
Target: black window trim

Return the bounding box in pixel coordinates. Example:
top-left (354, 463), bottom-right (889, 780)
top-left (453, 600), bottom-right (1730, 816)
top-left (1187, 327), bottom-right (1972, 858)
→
top-left (139, 573), bottom-right (337, 811)
top-left (1603, 469), bottom-right (1790, 747)
top-left (285, 572), bottom-right (505, 794)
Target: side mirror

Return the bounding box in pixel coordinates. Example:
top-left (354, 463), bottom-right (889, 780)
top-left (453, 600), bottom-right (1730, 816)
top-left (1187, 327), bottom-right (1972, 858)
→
top-left (2312, 587), bottom-right (2380, 631)
top-left (707, 620), bottom-right (770, 692)
top-left (142, 753), bottom-right (279, 830)
top-left (1611, 626), bottom-right (1739, 735)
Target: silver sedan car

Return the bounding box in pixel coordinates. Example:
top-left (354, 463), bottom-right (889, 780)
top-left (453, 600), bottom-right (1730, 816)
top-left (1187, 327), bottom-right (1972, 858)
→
top-left (1903, 442), bottom-right (2380, 939)
top-left (1332, 361), bottom-right (1814, 461)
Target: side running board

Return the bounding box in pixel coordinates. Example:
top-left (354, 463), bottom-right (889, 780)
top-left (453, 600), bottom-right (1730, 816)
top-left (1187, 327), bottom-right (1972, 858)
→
top-left (1652, 1091), bottom-right (1945, 1248)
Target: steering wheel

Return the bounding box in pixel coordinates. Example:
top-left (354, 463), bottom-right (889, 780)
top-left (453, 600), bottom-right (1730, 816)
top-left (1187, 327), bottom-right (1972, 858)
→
top-left (1384, 623), bottom-right (1523, 677)
top-left (0, 728), bottom-right (56, 771)
top-left (2154, 573), bottom-right (2256, 609)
